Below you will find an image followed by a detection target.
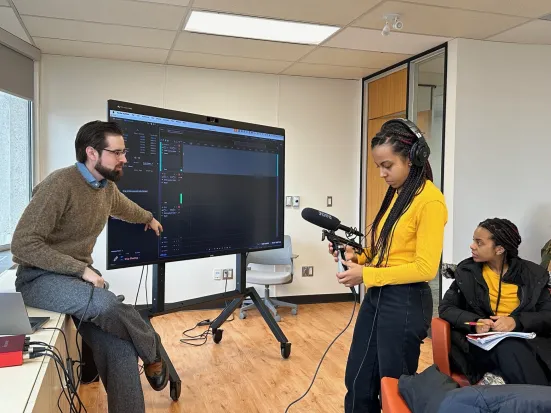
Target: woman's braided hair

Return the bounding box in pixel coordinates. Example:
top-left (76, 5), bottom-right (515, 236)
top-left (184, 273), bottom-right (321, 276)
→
top-left (369, 120), bottom-right (433, 267)
top-left (478, 218), bottom-right (521, 259)
top-left (478, 218), bottom-right (521, 314)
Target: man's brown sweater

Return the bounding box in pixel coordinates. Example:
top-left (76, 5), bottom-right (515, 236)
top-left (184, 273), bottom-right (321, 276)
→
top-left (11, 166), bottom-right (153, 277)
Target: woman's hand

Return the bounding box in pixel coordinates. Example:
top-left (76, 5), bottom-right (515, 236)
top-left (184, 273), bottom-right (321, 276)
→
top-left (336, 258), bottom-right (363, 287)
top-left (476, 319), bottom-right (494, 334)
top-left (490, 316), bottom-right (516, 332)
top-left (328, 243), bottom-right (356, 263)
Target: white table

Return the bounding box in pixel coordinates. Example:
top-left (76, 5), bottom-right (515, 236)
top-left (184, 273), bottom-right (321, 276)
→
top-left (0, 269), bottom-right (79, 413)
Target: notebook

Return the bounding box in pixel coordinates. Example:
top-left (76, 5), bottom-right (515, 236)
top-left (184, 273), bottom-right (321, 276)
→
top-left (467, 331), bottom-right (536, 351)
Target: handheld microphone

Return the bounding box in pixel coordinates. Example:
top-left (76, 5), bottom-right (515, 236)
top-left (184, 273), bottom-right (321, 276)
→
top-left (301, 207), bottom-right (364, 238)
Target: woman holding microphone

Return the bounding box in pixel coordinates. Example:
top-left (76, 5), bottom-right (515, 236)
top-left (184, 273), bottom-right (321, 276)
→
top-left (329, 119), bottom-right (447, 412)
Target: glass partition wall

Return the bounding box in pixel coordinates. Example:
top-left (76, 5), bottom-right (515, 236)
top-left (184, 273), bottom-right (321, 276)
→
top-left (360, 45), bottom-right (447, 309)
top-left (409, 50), bottom-right (446, 190)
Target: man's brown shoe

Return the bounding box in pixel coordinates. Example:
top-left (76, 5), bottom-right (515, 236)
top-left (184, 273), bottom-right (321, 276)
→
top-left (145, 333), bottom-right (169, 391)
top-left (144, 357), bottom-right (169, 391)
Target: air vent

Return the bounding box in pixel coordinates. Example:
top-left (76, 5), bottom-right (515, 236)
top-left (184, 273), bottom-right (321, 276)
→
top-left (539, 13), bottom-right (551, 21)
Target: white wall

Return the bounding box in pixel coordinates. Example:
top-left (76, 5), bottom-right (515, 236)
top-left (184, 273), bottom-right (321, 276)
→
top-left (39, 55), bottom-right (361, 304)
top-left (443, 38), bottom-right (551, 293)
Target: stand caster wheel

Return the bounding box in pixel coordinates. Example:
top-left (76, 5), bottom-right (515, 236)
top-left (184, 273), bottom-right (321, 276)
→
top-left (170, 380), bottom-right (181, 401)
top-left (281, 342), bottom-right (291, 359)
top-left (239, 312), bottom-right (247, 319)
top-left (213, 328), bottom-right (223, 344)
top-left (291, 308), bottom-right (298, 315)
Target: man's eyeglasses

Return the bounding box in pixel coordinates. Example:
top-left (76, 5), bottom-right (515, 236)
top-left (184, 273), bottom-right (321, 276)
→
top-left (102, 148), bottom-right (129, 157)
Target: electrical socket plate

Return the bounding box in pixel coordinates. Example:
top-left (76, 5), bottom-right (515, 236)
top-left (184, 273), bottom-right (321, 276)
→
top-left (213, 268), bottom-right (222, 280)
top-left (301, 266), bottom-right (314, 277)
top-left (222, 268), bottom-right (234, 280)
top-left (285, 196), bottom-right (293, 207)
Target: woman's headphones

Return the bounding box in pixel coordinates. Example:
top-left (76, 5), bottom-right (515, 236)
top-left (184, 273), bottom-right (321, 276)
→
top-left (382, 118), bottom-right (430, 167)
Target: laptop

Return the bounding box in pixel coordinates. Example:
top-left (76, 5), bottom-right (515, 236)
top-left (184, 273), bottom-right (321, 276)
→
top-left (0, 292), bottom-right (50, 335)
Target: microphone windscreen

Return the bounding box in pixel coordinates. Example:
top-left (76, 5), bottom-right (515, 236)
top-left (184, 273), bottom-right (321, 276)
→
top-left (301, 207), bottom-right (340, 231)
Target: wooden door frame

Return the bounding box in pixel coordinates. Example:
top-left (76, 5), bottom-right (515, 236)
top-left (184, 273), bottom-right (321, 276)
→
top-left (358, 43), bottom-right (448, 303)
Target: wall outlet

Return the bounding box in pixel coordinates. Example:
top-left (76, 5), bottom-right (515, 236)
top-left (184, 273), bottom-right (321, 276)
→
top-left (301, 266), bottom-right (314, 277)
top-left (213, 268), bottom-right (222, 280)
top-left (222, 268), bottom-right (234, 280)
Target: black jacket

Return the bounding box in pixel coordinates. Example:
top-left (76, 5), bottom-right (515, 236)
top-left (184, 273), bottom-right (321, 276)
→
top-left (439, 257), bottom-right (551, 383)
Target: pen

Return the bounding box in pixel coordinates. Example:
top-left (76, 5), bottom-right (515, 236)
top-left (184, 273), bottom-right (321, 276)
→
top-left (464, 322), bottom-right (486, 326)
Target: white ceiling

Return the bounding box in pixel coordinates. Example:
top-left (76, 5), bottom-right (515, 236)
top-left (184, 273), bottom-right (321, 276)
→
top-left (488, 19), bottom-right (551, 44)
top-left (0, 0), bottom-right (550, 80)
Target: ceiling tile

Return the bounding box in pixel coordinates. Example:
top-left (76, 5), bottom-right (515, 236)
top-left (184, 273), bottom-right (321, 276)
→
top-left (23, 16), bottom-right (176, 49)
top-left (35, 37), bottom-right (169, 63)
top-left (175, 32), bottom-right (314, 61)
top-left (354, 2), bottom-right (528, 39)
top-left (168, 51), bottom-right (291, 74)
top-left (396, 0), bottom-right (551, 19)
top-left (192, 0), bottom-right (383, 25)
top-left (13, 0), bottom-right (186, 30)
top-left (488, 20), bottom-right (551, 44)
top-left (325, 27), bottom-right (449, 55)
top-left (0, 6), bottom-right (30, 43)
top-left (283, 62), bottom-right (376, 79)
top-left (302, 47), bottom-right (410, 68)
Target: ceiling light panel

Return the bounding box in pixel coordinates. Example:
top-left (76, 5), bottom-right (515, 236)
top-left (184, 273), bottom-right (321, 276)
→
top-left (184, 11), bottom-right (340, 45)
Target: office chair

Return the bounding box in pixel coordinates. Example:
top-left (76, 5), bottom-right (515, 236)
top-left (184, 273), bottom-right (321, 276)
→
top-left (239, 235), bottom-right (298, 322)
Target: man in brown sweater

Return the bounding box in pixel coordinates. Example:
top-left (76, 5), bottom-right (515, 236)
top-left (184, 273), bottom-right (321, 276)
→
top-left (11, 121), bottom-right (168, 413)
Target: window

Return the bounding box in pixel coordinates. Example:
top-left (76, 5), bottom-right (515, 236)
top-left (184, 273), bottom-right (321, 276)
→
top-left (360, 45), bottom-right (447, 305)
top-left (408, 50), bottom-right (446, 190)
top-left (0, 90), bottom-right (32, 249)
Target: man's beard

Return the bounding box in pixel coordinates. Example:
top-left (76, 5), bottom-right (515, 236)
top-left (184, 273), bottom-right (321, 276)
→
top-left (95, 160), bottom-right (123, 182)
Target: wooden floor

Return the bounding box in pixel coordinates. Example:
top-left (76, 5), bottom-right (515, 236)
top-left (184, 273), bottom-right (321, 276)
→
top-left (79, 302), bottom-right (433, 412)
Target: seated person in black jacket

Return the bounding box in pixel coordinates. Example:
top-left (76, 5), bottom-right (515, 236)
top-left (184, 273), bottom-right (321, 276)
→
top-left (439, 218), bottom-right (551, 385)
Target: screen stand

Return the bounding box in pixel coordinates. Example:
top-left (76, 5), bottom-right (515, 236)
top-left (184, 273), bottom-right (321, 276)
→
top-left (137, 252), bottom-right (291, 402)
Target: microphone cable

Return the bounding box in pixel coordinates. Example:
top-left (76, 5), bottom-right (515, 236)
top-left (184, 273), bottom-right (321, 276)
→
top-left (134, 265), bottom-right (146, 307)
top-left (284, 293), bottom-right (357, 412)
top-left (71, 283), bottom-right (94, 409)
top-left (180, 278), bottom-right (234, 347)
top-left (350, 287), bottom-right (382, 413)
top-left (26, 341), bottom-right (88, 413)
top-left (284, 247), bottom-right (358, 413)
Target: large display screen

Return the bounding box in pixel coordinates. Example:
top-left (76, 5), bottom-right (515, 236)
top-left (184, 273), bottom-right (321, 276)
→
top-left (106, 100), bottom-right (285, 269)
